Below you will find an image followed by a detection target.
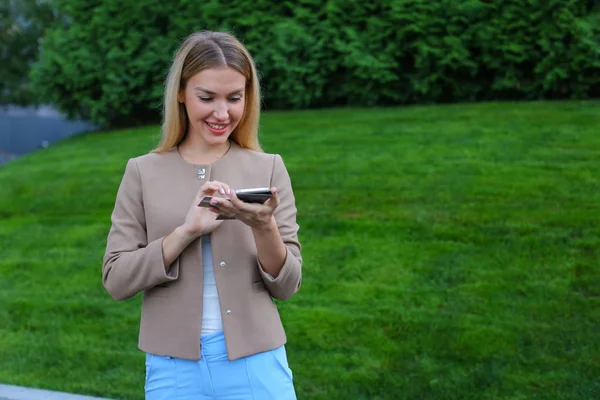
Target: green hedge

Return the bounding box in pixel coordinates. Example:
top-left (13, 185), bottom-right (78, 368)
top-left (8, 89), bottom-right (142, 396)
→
top-left (31, 0), bottom-right (600, 127)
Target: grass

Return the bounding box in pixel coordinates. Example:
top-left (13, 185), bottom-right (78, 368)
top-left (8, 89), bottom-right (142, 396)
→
top-left (1, 100), bottom-right (599, 399)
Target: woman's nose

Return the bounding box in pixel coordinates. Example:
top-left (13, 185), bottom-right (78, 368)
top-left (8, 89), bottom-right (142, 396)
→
top-left (213, 101), bottom-right (228, 120)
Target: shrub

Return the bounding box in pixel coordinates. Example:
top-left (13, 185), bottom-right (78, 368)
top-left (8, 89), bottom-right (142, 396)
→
top-left (30, 0), bottom-right (600, 127)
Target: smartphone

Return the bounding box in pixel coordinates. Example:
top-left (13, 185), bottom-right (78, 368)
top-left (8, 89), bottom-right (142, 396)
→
top-left (198, 187), bottom-right (273, 208)
top-left (235, 187), bottom-right (273, 204)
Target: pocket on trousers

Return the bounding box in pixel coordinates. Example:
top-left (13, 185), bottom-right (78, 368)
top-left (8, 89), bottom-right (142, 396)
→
top-left (145, 353), bottom-right (153, 388)
top-left (145, 353), bottom-right (175, 396)
top-left (270, 346), bottom-right (294, 382)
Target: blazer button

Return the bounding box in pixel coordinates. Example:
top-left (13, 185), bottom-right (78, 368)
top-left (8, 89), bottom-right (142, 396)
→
top-left (219, 261), bottom-right (226, 267)
top-left (226, 309), bottom-right (232, 315)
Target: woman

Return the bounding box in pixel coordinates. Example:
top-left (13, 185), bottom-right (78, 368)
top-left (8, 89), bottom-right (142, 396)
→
top-left (102, 31), bottom-right (302, 400)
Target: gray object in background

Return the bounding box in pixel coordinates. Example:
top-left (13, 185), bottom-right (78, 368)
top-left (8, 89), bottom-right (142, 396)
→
top-left (0, 105), bottom-right (96, 164)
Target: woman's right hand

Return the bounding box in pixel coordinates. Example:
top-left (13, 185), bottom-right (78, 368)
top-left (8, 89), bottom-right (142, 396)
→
top-left (180, 180), bottom-right (232, 239)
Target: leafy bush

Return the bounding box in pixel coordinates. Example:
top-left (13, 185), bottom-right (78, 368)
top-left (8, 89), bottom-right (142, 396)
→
top-left (0, 0), bottom-right (57, 106)
top-left (30, 0), bottom-right (600, 127)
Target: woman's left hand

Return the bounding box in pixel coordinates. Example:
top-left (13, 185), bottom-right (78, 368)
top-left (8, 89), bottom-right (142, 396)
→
top-left (209, 187), bottom-right (280, 230)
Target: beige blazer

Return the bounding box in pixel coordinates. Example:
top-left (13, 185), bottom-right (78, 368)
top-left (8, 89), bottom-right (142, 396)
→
top-left (102, 142), bottom-right (302, 361)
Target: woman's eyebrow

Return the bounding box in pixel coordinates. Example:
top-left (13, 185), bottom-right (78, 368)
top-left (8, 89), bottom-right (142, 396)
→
top-left (194, 87), bottom-right (245, 96)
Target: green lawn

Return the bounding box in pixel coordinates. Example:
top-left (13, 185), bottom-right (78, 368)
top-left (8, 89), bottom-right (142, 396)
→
top-left (1, 101), bottom-right (599, 399)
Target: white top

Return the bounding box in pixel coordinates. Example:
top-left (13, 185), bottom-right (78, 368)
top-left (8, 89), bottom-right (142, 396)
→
top-left (201, 234), bottom-right (223, 335)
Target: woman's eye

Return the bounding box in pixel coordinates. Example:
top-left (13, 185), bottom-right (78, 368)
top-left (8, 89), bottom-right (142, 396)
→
top-left (198, 97), bottom-right (212, 102)
top-left (229, 97), bottom-right (242, 102)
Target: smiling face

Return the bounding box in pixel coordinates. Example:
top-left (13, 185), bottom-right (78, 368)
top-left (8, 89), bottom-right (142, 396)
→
top-left (178, 66), bottom-right (247, 150)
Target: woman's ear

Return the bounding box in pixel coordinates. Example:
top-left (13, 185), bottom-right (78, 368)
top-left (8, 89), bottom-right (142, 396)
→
top-left (178, 88), bottom-right (185, 103)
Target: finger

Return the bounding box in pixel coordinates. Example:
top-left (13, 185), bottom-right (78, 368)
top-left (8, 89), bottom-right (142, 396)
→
top-left (209, 196), bottom-right (234, 212)
top-left (216, 182), bottom-right (233, 198)
top-left (197, 181), bottom-right (217, 196)
top-left (210, 198), bottom-right (236, 218)
top-left (197, 181), bottom-right (230, 199)
top-left (208, 181), bottom-right (233, 199)
top-left (197, 181), bottom-right (219, 198)
top-left (228, 189), bottom-right (251, 210)
top-left (264, 187), bottom-right (280, 208)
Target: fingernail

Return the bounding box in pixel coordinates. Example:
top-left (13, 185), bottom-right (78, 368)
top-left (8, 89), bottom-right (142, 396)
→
top-left (220, 188), bottom-right (225, 195)
top-left (210, 200), bottom-right (217, 206)
top-left (227, 189), bottom-right (232, 195)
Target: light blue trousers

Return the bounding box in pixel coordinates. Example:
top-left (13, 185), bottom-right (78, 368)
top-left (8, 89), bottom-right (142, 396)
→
top-left (144, 331), bottom-right (297, 400)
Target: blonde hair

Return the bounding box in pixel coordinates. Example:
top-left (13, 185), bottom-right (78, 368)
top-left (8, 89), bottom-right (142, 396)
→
top-left (155, 31), bottom-right (262, 152)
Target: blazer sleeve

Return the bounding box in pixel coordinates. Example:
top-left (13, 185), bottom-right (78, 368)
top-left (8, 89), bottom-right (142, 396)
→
top-left (258, 154), bottom-right (302, 300)
top-left (102, 158), bottom-right (179, 301)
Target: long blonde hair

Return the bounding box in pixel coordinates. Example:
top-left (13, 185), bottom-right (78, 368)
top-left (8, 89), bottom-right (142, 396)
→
top-left (155, 31), bottom-right (262, 152)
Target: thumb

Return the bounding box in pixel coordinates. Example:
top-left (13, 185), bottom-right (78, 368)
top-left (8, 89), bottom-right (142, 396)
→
top-left (265, 187), bottom-right (280, 207)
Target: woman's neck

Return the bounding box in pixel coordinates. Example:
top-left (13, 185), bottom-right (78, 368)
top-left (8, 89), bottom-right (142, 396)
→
top-left (178, 137), bottom-right (231, 165)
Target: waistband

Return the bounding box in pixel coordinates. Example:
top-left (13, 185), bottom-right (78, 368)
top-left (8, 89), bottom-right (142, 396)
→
top-left (200, 330), bottom-right (226, 357)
